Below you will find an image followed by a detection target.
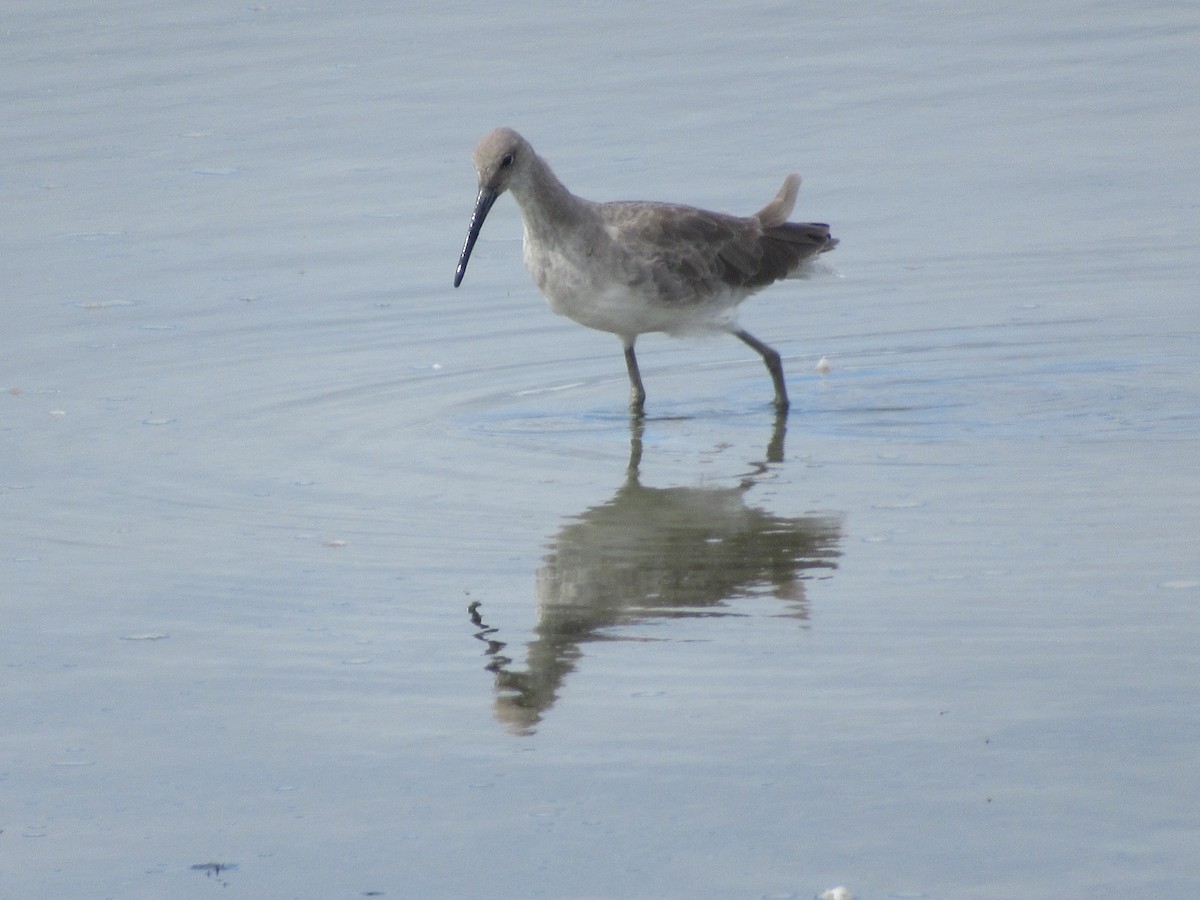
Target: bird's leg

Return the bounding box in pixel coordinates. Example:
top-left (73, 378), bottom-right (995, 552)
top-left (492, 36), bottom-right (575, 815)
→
top-left (766, 408), bottom-right (787, 463)
top-left (626, 415), bottom-right (645, 478)
top-left (622, 337), bottom-right (647, 417)
top-left (734, 329), bottom-right (790, 413)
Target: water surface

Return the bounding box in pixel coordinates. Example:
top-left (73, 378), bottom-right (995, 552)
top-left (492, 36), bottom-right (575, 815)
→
top-left (4, 2), bottom-right (1199, 897)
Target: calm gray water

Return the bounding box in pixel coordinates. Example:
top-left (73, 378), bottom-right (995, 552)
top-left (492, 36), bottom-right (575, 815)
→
top-left (5, 2), bottom-right (1199, 898)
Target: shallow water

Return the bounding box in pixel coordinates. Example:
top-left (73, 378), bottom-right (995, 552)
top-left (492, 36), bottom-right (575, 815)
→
top-left (5, 2), bottom-right (1200, 898)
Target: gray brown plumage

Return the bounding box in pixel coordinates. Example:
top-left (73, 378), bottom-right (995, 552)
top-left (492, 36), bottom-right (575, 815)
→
top-left (454, 127), bottom-right (837, 415)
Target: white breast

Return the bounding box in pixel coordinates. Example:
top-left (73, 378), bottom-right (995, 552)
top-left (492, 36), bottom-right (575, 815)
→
top-left (523, 228), bottom-right (739, 337)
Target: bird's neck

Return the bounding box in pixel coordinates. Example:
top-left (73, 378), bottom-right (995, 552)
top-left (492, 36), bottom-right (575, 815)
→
top-left (512, 154), bottom-right (591, 240)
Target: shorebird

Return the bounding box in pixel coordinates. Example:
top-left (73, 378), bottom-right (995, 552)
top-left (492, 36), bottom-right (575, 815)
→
top-left (453, 127), bottom-right (837, 416)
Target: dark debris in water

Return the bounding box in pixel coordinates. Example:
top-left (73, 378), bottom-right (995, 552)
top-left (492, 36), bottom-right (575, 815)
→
top-left (191, 862), bottom-right (238, 885)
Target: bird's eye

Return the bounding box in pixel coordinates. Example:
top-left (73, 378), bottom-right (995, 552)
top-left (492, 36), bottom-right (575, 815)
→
top-left (500, 153), bottom-right (515, 168)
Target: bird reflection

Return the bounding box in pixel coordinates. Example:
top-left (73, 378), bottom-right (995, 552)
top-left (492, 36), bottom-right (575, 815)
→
top-left (469, 414), bottom-right (841, 734)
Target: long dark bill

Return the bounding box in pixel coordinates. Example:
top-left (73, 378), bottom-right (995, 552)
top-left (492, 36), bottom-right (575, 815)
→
top-left (453, 187), bottom-right (499, 287)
